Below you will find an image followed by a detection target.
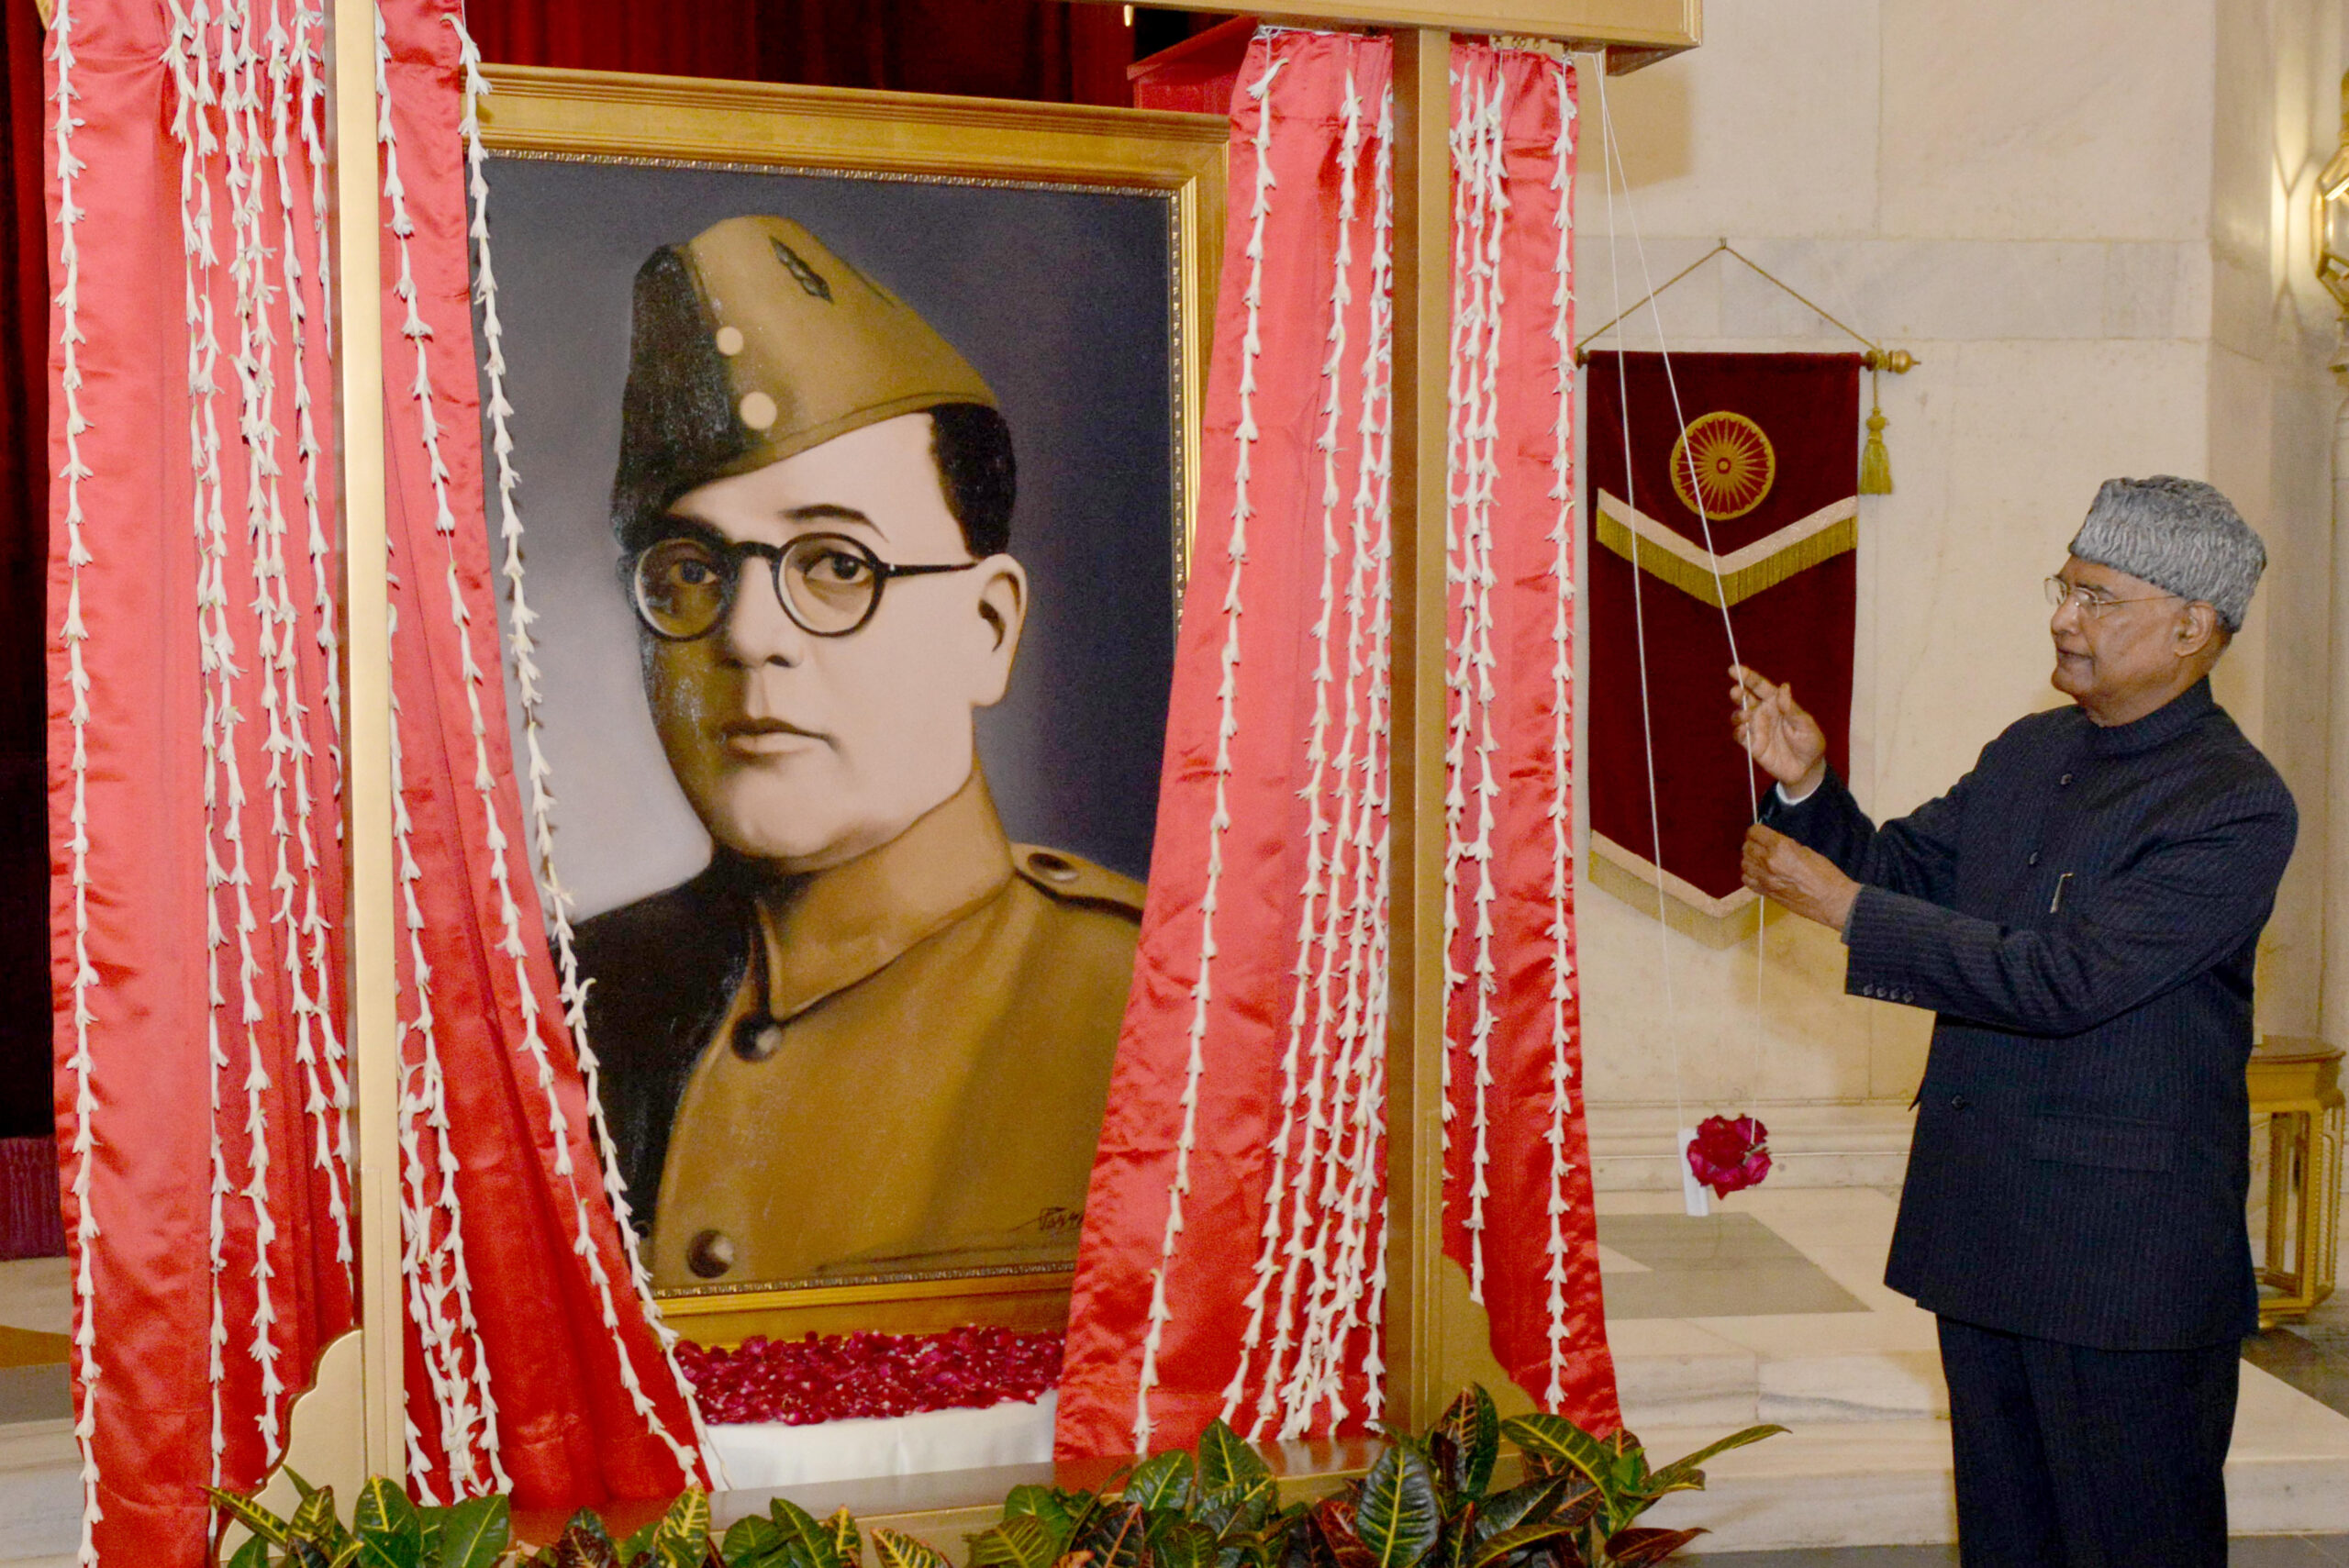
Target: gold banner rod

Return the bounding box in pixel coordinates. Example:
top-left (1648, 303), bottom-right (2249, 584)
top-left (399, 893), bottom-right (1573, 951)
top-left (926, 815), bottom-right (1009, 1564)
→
top-left (328, 0), bottom-right (406, 1479)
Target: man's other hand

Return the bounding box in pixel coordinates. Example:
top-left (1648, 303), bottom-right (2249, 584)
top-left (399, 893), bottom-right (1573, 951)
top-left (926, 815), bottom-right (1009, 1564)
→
top-left (1730, 665), bottom-right (1828, 797)
top-left (1742, 824), bottom-right (1860, 932)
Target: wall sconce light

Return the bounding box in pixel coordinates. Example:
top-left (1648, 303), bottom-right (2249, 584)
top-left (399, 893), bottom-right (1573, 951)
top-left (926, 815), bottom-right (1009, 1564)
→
top-left (2316, 73), bottom-right (2349, 308)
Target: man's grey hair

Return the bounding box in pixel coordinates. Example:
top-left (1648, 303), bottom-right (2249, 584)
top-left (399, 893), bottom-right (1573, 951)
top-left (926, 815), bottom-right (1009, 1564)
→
top-left (2066, 475), bottom-right (2266, 631)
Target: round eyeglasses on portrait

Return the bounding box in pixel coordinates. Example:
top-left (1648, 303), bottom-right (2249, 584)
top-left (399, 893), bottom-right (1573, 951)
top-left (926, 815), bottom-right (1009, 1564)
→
top-left (631, 531), bottom-right (981, 641)
top-left (2043, 576), bottom-right (2182, 617)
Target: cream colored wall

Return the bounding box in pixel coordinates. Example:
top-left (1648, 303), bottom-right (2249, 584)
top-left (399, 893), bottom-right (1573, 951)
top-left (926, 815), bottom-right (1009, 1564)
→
top-left (1573, 0), bottom-right (2344, 1120)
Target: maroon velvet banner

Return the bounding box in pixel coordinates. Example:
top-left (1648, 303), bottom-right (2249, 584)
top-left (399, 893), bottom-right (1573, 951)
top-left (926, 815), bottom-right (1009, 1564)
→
top-left (1584, 352), bottom-right (1860, 912)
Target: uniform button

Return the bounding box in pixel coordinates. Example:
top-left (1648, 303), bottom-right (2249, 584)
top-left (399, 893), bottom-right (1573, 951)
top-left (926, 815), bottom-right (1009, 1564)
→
top-left (732, 1015), bottom-right (785, 1062)
top-left (1026, 850), bottom-right (1081, 885)
top-left (2027, 851), bottom-right (2040, 866)
top-left (1950, 1095), bottom-right (1969, 1110)
top-left (2059, 773), bottom-right (2073, 786)
top-left (686, 1229), bottom-right (737, 1279)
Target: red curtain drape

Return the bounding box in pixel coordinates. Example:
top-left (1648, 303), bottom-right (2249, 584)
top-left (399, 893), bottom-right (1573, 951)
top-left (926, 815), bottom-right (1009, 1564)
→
top-left (45, 2), bottom-right (707, 1557)
top-left (1057, 28), bottom-right (1615, 1462)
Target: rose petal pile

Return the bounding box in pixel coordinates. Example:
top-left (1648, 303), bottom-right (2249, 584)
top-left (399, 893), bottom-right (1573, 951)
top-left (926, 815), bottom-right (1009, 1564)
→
top-left (1687, 1113), bottom-right (1771, 1198)
top-left (675, 1327), bottom-right (1063, 1426)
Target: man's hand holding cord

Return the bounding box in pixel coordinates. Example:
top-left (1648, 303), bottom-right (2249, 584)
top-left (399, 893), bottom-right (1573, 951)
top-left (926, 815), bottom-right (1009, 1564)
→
top-left (1729, 663), bottom-right (1860, 933)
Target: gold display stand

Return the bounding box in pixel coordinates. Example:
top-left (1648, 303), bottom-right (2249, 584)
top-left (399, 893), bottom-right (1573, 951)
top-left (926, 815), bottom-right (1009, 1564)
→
top-left (288, 0), bottom-right (1710, 1506)
top-left (2251, 1036), bottom-right (2343, 1329)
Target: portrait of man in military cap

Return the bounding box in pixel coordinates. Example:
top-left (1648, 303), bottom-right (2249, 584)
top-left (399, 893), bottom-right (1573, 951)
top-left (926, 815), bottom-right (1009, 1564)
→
top-left (570, 214), bottom-right (1151, 1291)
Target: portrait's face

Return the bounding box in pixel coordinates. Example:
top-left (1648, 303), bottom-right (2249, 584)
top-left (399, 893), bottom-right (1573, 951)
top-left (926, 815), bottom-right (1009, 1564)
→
top-left (640, 413), bottom-right (1028, 873)
top-left (2046, 553), bottom-right (2195, 712)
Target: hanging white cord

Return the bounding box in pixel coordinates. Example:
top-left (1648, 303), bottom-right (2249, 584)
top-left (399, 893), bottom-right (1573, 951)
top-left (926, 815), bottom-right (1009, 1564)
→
top-left (1593, 72), bottom-right (1773, 1126)
top-left (1591, 80), bottom-right (1685, 1155)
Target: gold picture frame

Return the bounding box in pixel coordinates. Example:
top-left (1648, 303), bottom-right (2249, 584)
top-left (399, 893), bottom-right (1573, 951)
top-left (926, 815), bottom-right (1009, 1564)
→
top-left (474, 67), bottom-right (1225, 1347)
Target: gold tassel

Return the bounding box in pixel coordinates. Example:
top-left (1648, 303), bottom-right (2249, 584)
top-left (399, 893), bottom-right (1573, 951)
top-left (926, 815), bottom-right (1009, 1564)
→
top-left (1859, 366), bottom-right (1893, 495)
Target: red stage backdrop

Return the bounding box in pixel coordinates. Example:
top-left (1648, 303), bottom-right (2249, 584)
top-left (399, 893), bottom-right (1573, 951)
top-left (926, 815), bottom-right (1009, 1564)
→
top-left (44, 3), bottom-right (706, 1560)
top-left (1583, 351), bottom-right (1859, 925)
top-left (1056, 28), bottom-right (1614, 1462)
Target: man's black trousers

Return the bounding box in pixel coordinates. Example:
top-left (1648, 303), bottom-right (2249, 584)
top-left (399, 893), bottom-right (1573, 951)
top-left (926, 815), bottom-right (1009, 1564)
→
top-left (1938, 1316), bottom-right (2239, 1566)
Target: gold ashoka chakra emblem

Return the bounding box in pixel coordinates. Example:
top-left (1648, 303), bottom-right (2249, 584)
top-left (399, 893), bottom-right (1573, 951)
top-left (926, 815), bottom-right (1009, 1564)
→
top-left (1668, 411), bottom-right (1776, 521)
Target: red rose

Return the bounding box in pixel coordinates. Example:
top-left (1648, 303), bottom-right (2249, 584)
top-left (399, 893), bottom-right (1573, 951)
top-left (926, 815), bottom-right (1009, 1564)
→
top-left (674, 1325), bottom-right (1063, 1426)
top-left (1687, 1113), bottom-right (1771, 1198)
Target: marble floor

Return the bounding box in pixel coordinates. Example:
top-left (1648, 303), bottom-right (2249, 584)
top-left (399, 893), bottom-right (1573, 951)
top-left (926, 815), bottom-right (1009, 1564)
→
top-left (3, 1193), bottom-right (2348, 1562)
top-left (0, 1254), bottom-right (72, 1565)
top-left (1599, 1185), bottom-right (2349, 1552)
top-left (1684, 1542), bottom-right (2349, 1566)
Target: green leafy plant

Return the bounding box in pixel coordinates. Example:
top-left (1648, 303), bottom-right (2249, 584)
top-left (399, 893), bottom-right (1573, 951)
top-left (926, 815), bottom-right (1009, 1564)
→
top-left (211, 1386), bottom-right (1780, 1568)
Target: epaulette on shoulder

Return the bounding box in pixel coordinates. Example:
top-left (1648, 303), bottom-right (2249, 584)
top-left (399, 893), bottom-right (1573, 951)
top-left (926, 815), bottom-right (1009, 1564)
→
top-left (1011, 843), bottom-right (1146, 918)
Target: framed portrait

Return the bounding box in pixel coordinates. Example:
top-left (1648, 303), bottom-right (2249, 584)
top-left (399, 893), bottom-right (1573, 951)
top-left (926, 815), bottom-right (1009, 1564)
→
top-left (473, 68), bottom-right (1225, 1342)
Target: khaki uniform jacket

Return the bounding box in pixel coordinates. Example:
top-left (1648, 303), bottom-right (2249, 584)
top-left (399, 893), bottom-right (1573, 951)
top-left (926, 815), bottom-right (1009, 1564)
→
top-left (575, 772), bottom-right (1142, 1289)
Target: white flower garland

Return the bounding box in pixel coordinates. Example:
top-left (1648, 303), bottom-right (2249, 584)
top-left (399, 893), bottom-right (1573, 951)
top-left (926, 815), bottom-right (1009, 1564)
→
top-left (1253, 65), bottom-right (1363, 1443)
top-left (1350, 86), bottom-right (1398, 1427)
top-left (1541, 64), bottom-right (1581, 1407)
top-left (262, 0), bottom-right (355, 1284)
top-left (442, 17), bottom-right (718, 1483)
top-left (388, 688), bottom-right (486, 1503)
top-left (372, 6), bottom-right (504, 1494)
top-left (49, 0), bottom-right (102, 1554)
top-left (1271, 72), bottom-right (1374, 1440)
top-left (1304, 83), bottom-right (1396, 1431)
top-left (223, 0), bottom-right (297, 1461)
top-left (446, 22), bottom-right (718, 1481)
top-left (1442, 60), bottom-right (1508, 1303)
top-left (1137, 45), bottom-right (1286, 1457)
top-left (162, 0), bottom-right (241, 1483)
top-left (1465, 65), bottom-right (1510, 1305)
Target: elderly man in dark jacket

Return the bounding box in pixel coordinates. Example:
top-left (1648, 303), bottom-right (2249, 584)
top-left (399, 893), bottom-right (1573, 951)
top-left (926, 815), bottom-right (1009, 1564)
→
top-left (1731, 475), bottom-right (2295, 1567)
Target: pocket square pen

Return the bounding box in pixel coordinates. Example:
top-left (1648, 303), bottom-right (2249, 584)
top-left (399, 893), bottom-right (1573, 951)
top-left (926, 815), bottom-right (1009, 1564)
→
top-left (2051, 872), bottom-right (2073, 914)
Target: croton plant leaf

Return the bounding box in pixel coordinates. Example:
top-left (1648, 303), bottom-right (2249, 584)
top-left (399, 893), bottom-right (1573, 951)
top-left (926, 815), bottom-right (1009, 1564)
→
top-left (208, 1488), bottom-right (295, 1550)
top-left (435, 1495), bottom-right (511, 1568)
top-left (1498, 1416), bottom-right (1615, 1496)
top-left (969, 1513), bottom-right (1061, 1568)
top-left (545, 1509), bottom-right (621, 1568)
top-left (1471, 1473), bottom-right (1597, 1541)
top-left (1308, 1496), bottom-right (1376, 1568)
top-left (1463, 1519), bottom-right (1577, 1568)
top-left (352, 1477), bottom-right (425, 1568)
top-left (1072, 1501), bottom-right (1152, 1568)
top-left (1644, 1425), bottom-right (1787, 1496)
top-left (766, 1495), bottom-right (844, 1568)
top-left (1126, 1449), bottom-right (1198, 1511)
top-left (1598, 1527), bottom-right (1704, 1567)
top-left (1151, 1518), bottom-right (1222, 1568)
top-left (1000, 1485), bottom-right (1078, 1557)
top-left (1430, 1387), bottom-right (1501, 1502)
top-left (1353, 1443), bottom-right (1441, 1568)
top-left (872, 1527), bottom-right (953, 1568)
top-left (1198, 1419), bottom-right (1275, 1505)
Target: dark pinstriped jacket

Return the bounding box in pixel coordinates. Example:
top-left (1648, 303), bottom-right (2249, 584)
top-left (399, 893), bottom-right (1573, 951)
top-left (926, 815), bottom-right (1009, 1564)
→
top-left (1765, 678), bottom-right (2296, 1349)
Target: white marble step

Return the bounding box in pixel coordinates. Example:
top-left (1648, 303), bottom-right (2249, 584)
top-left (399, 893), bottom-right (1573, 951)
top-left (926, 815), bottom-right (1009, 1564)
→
top-left (1628, 1362), bottom-right (2349, 1552)
top-left (0, 1418), bottom-right (81, 1563)
top-left (1616, 1332), bottom-right (1949, 1429)
top-left (1587, 1101), bottom-right (1917, 1192)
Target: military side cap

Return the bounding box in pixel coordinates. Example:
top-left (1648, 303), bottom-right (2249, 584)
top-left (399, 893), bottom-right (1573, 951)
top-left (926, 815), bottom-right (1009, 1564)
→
top-left (611, 216), bottom-right (997, 540)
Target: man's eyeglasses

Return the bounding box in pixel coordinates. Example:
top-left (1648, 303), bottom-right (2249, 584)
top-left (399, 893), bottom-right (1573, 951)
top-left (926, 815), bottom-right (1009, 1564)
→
top-left (2043, 576), bottom-right (2180, 617)
top-left (631, 531), bottom-right (980, 641)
